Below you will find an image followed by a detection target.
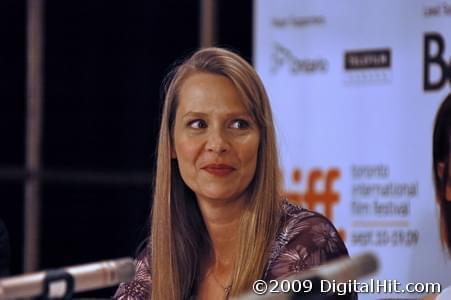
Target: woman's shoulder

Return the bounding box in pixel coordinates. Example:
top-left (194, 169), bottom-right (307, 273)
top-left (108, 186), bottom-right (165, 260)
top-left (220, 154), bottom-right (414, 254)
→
top-left (280, 198), bottom-right (318, 220)
top-left (264, 200), bottom-right (349, 280)
top-left (278, 200), bottom-right (345, 247)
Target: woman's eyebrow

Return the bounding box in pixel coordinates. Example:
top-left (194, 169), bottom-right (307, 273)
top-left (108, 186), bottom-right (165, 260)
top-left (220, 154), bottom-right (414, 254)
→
top-left (182, 111), bottom-right (208, 118)
top-left (182, 111), bottom-right (251, 119)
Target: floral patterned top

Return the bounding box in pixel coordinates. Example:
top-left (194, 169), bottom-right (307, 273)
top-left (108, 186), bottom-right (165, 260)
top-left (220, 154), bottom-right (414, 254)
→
top-left (114, 201), bottom-right (356, 299)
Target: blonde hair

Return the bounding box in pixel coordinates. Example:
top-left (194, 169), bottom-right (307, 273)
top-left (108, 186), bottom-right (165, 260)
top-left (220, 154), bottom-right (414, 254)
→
top-left (151, 47), bottom-right (282, 299)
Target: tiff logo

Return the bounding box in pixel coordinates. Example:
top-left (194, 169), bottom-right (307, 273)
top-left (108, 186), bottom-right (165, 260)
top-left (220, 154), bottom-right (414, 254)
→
top-left (286, 168), bottom-right (344, 239)
top-left (286, 168), bottom-right (340, 218)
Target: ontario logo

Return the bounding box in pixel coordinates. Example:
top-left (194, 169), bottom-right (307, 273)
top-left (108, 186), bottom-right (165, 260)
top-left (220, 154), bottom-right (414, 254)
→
top-left (271, 43), bottom-right (328, 75)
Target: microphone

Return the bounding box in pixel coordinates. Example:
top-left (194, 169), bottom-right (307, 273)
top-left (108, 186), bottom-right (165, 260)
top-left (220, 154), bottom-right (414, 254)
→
top-left (0, 257), bottom-right (135, 299)
top-left (237, 252), bottom-right (379, 300)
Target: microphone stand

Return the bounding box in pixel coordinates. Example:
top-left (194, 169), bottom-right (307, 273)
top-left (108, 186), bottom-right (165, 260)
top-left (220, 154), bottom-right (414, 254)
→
top-left (41, 270), bottom-right (75, 300)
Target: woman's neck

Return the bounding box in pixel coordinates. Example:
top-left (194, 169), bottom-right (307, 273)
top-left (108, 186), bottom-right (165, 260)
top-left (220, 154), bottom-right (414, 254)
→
top-left (197, 196), bottom-right (243, 267)
top-left (196, 196), bottom-right (245, 299)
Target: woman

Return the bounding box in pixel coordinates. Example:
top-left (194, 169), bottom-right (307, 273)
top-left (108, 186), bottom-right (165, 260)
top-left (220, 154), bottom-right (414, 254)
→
top-left (427, 93), bottom-right (451, 300)
top-left (114, 47), bottom-right (353, 299)
top-left (433, 93), bottom-right (451, 257)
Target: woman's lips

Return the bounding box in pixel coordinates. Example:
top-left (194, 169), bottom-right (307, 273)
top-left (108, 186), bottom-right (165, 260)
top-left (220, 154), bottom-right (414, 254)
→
top-left (202, 164), bottom-right (235, 176)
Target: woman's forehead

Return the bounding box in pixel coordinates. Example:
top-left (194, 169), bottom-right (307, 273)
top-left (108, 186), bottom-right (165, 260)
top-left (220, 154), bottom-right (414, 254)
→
top-left (176, 72), bottom-right (250, 115)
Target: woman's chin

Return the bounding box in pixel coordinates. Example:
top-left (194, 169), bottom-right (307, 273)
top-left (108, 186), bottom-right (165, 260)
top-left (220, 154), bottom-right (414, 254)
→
top-left (196, 190), bottom-right (243, 204)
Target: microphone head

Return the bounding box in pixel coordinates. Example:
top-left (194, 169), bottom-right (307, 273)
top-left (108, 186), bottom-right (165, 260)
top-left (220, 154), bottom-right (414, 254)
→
top-left (352, 252), bottom-right (379, 278)
top-left (235, 252), bottom-right (379, 300)
top-left (314, 252), bottom-right (379, 283)
top-left (0, 257), bottom-right (137, 300)
top-left (112, 258), bottom-right (136, 283)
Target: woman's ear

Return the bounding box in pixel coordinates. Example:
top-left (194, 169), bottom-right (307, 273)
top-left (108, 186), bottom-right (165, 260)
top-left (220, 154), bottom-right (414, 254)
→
top-left (446, 186), bottom-right (451, 202)
top-left (171, 147), bottom-right (177, 159)
top-left (437, 162), bottom-right (451, 202)
top-left (437, 162), bottom-right (445, 179)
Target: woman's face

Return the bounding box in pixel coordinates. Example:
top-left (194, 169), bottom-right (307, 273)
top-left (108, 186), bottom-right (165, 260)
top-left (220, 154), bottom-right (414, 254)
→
top-left (172, 72), bottom-right (260, 204)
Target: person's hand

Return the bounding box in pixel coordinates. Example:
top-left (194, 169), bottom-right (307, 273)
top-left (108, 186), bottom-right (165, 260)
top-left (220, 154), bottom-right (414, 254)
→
top-left (422, 294), bottom-right (437, 300)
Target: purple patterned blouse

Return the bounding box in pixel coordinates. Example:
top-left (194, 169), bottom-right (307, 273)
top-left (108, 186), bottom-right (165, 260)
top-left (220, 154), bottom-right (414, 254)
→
top-left (114, 201), bottom-right (356, 299)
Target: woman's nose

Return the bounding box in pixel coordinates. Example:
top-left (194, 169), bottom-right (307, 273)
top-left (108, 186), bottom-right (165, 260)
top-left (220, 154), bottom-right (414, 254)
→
top-left (206, 129), bottom-right (229, 153)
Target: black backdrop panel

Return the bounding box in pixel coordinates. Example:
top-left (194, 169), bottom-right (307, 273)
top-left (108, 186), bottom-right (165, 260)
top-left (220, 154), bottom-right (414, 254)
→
top-left (43, 0), bottom-right (201, 172)
top-left (0, 0), bottom-right (26, 278)
top-left (0, 0), bottom-right (26, 166)
top-left (41, 183), bottom-right (151, 298)
top-left (1, 0), bottom-right (252, 298)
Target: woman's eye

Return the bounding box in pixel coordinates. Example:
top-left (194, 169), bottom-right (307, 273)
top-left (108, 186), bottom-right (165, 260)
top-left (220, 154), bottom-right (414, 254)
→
top-left (188, 119), bottom-right (207, 129)
top-left (230, 119), bottom-right (250, 129)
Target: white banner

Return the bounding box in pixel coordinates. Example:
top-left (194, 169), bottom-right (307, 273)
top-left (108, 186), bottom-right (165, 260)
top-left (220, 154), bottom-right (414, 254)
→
top-left (254, 1), bottom-right (451, 299)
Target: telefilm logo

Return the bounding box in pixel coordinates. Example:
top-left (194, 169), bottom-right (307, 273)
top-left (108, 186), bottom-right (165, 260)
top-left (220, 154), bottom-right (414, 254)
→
top-left (423, 33), bottom-right (451, 91)
top-left (271, 43), bottom-right (328, 75)
top-left (343, 48), bottom-right (392, 83)
top-left (345, 49), bottom-right (391, 70)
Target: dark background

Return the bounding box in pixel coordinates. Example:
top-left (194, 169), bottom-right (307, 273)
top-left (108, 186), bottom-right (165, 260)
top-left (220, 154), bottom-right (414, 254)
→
top-left (0, 0), bottom-right (252, 297)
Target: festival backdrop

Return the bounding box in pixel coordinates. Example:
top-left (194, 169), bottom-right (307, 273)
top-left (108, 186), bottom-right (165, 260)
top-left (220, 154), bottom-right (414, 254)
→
top-left (254, 1), bottom-right (451, 299)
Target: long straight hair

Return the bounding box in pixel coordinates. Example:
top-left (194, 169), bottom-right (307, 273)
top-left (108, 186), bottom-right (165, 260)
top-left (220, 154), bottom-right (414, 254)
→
top-left (433, 93), bottom-right (451, 256)
top-left (151, 47), bottom-right (282, 299)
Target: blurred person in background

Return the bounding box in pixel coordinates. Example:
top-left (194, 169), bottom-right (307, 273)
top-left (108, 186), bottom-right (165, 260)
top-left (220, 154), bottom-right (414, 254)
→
top-left (425, 93), bottom-right (451, 300)
top-left (0, 218), bottom-right (10, 277)
top-left (433, 93), bottom-right (451, 258)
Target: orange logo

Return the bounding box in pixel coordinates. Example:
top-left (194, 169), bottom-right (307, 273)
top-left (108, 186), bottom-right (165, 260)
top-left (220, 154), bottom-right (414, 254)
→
top-left (285, 168), bottom-right (345, 239)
